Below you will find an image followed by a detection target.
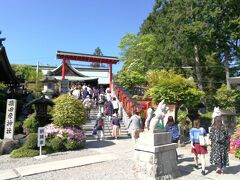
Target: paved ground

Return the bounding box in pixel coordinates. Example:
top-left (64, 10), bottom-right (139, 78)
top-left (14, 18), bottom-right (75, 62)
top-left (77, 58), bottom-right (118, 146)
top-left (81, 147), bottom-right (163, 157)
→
top-left (0, 137), bottom-right (240, 180)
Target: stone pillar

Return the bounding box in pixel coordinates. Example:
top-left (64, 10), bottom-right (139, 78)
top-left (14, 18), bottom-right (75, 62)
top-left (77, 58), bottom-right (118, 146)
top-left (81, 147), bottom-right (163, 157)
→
top-left (134, 129), bottom-right (180, 180)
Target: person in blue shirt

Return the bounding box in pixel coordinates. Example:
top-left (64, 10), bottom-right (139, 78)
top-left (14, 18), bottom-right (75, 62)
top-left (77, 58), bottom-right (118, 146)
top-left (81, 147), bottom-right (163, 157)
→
top-left (190, 119), bottom-right (208, 175)
top-left (165, 116), bottom-right (179, 161)
top-left (165, 116), bottom-right (179, 143)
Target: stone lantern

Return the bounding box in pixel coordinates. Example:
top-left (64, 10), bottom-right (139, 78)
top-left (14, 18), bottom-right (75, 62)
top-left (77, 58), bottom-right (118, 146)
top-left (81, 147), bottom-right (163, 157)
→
top-left (41, 71), bottom-right (57, 99)
top-left (25, 95), bottom-right (55, 127)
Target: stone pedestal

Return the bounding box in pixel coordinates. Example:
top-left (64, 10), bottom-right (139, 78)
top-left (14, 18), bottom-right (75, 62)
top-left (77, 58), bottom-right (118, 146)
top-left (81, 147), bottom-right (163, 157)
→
top-left (134, 129), bottom-right (180, 180)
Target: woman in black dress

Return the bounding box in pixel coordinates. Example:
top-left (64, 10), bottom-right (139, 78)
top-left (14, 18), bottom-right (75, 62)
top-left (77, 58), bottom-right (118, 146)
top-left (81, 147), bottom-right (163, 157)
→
top-left (209, 116), bottom-right (230, 174)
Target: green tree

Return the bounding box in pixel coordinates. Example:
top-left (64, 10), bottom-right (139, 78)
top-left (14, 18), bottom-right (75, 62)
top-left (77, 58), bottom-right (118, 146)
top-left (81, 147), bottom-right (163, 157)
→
top-left (215, 84), bottom-right (240, 111)
top-left (11, 64), bottom-right (42, 82)
top-left (90, 47), bottom-right (103, 67)
top-left (145, 70), bottom-right (204, 109)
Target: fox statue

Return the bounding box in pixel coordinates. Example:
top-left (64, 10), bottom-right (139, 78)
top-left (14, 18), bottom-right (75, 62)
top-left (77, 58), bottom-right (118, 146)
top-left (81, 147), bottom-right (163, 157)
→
top-left (145, 100), bottom-right (169, 130)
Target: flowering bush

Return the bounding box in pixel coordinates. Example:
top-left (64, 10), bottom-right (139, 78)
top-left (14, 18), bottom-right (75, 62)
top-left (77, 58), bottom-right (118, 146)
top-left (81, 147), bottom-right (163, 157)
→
top-left (45, 124), bottom-right (86, 151)
top-left (45, 124), bottom-right (86, 143)
top-left (231, 126), bottom-right (240, 158)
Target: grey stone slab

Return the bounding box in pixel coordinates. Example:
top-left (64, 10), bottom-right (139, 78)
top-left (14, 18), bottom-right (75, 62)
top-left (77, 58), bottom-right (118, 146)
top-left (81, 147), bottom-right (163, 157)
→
top-left (135, 143), bottom-right (177, 153)
top-left (15, 153), bottom-right (118, 177)
top-left (0, 169), bottom-right (19, 180)
top-left (138, 131), bottom-right (171, 146)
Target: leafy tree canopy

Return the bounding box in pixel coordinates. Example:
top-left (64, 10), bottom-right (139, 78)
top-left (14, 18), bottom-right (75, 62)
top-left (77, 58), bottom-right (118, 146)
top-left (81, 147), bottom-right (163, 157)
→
top-left (11, 64), bottom-right (42, 82)
top-left (145, 70), bottom-right (204, 108)
top-left (215, 84), bottom-right (240, 111)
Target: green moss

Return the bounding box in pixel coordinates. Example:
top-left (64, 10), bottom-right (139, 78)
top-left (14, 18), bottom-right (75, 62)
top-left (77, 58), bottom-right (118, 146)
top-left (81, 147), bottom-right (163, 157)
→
top-left (10, 147), bottom-right (39, 158)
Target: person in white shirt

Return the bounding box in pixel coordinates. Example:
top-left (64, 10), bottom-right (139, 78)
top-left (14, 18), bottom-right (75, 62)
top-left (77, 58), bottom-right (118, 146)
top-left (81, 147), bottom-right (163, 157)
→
top-left (106, 90), bottom-right (112, 102)
top-left (71, 86), bottom-right (81, 100)
top-left (112, 97), bottom-right (119, 116)
top-left (82, 95), bottom-right (93, 119)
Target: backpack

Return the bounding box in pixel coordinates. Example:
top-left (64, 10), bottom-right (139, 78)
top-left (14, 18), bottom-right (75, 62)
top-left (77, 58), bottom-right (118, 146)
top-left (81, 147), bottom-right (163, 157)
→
top-left (98, 118), bottom-right (104, 127)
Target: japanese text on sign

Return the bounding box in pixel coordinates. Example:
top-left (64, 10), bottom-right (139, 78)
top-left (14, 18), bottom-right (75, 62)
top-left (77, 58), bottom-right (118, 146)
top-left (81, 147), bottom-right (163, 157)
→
top-left (4, 99), bottom-right (17, 139)
top-left (38, 127), bottom-right (46, 147)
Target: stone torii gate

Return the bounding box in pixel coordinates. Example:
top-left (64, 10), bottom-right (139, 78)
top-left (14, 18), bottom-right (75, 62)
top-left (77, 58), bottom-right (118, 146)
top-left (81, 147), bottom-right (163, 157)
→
top-left (56, 51), bottom-right (119, 91)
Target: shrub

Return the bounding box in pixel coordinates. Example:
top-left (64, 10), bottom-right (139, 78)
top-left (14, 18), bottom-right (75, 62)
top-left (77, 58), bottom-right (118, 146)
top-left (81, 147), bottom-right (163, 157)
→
top-left (23, 114), bottom-right (38, 134)
top-left (49, 136), bottom-right (65, 152)
top-left (10, 147), bottom-right (39, 158)
top-left (45, 124), bottom-right (86, 152)
top-left (215, 84), bottom-right (240, 111)
top-left (52, 94), bottom-right (86, 127)
top-left (145, 70), bottom-right (204, 107)
top-left (177, 111), bottom-right (192, 131)
top-left (45, 124), bottom-right (86, 144)
top-left (231, 125), bottom-right (240, 158)
top-left (64, 139), bottom-right (84, 150)
top-left (14, 121), bottom-right (24, 134)
top-left (24, 133), bottom-right (38, 150)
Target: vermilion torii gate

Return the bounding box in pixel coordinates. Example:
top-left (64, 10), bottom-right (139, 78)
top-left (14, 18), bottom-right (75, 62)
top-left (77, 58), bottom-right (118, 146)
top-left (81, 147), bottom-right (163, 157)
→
top-left (56, 51), bottom-right (119, 91)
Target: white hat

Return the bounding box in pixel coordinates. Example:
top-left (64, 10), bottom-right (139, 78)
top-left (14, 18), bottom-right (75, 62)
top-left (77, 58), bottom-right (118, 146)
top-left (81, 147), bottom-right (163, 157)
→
top-left (212, 107), bottom-right (221, 119)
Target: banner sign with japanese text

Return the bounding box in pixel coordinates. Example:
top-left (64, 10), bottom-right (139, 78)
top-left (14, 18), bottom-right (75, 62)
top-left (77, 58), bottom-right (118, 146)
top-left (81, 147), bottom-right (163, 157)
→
top-left (38, 127), bottom-right (46, 147)
top-left (4, 99), bottom-right (17, 139)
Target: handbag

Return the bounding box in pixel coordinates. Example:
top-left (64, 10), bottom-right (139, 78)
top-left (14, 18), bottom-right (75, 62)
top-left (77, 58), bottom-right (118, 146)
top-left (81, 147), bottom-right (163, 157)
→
top-left (199, 135), bottom-right (210, 146)
top-left (92, 128), bottom-right (97, 135)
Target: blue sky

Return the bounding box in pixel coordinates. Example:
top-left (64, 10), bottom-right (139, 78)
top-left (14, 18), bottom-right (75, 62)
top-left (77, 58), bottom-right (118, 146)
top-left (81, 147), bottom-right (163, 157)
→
top-left (0, 0), bottom-right (155, 74)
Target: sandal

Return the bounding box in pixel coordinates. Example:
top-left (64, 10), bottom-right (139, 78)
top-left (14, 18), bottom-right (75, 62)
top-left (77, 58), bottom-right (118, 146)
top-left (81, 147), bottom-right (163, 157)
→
top-left (216, 168), bottom-right (221, 174)
top-left (221, 169), bottom-right (224, 175)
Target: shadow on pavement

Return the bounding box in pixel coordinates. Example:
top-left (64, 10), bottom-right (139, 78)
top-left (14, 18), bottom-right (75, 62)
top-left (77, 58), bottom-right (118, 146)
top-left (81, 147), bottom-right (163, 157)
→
top-left (85, 140), bottom-right (116, 149)
top-left (178, 164), bottom-right (195, 177)
top-left (206, 163), bottom-right (240, 175)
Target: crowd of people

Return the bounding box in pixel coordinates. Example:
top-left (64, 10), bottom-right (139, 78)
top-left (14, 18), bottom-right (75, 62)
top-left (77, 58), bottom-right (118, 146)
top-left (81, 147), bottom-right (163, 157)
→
top-left (69, 83), bottom-right (121, 141)
top-left (69, 83), bottom-right (231, 176)
top-left (128, 105), bottom-right (230, 176)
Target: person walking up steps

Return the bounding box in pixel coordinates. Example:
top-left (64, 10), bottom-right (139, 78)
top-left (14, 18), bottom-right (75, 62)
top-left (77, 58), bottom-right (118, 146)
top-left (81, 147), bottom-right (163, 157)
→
top-left (98, 92), bottom-right (106, 114)
top-left (112, 97), bottom-right (119, 116)
top-left (111, 113), bottom-right (121, 140)
top-left (93, 113), bottom-right (104, 141)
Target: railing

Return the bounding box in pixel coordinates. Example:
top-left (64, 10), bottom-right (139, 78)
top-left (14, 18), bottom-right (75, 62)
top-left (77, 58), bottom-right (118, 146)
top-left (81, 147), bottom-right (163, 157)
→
top-left (114, 82), bottom-right (140, 116)
top-left (114, 82), bottom-right (156, 118)
top-left (132, 86), bottom-right (146, 96)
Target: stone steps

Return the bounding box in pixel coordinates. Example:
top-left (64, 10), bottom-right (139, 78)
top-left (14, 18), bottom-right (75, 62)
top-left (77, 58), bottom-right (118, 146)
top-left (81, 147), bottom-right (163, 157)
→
top-left (82, 107), bottom-right (130, 140)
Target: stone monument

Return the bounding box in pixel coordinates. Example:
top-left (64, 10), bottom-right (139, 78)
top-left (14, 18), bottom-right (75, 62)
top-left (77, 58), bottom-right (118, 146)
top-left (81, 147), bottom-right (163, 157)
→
top-left (134, 100), bottom-right (180, 179)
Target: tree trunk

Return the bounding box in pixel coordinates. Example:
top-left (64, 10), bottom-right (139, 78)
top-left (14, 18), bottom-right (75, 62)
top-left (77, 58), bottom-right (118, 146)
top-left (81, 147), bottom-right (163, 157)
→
top-left (194, 44), bottom-right (203, 90)
top-left (224, 47), bottom-right (230, 88)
